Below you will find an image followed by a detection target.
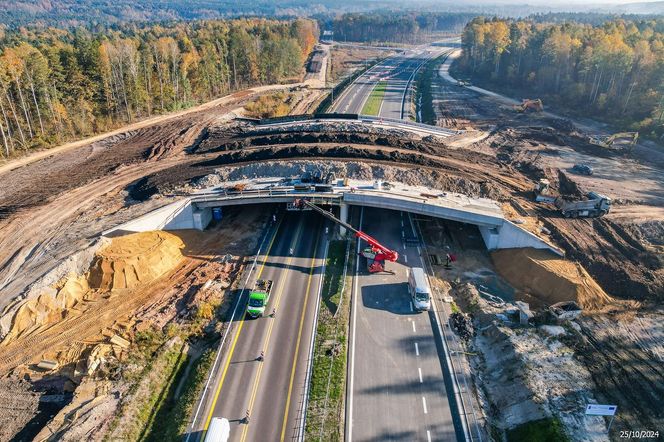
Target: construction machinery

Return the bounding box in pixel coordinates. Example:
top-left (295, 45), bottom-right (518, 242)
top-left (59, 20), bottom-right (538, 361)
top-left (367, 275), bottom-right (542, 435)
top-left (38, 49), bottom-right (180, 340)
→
top-left (555, 192), bottom-right (612, 218)
top-left (292, 199), bottom-right (398, 273)
top-left (588, 132), bottom-right (639, 152)
top-left (514, 98), bottom-right (544, 113)
top-left (533, 178), bottom-right (555, 202)
top-left (533, 179), bottom-right (611, 217)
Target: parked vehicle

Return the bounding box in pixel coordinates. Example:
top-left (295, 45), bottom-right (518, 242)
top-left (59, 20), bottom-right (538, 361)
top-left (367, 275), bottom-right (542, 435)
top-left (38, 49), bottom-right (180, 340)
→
top-left (572, 164), bottom-right (594, 175)
top-left (408, 267), bottom-right (431, 311)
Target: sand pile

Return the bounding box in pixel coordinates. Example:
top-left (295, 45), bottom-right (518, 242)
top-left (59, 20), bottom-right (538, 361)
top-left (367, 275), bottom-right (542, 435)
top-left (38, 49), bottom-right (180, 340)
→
top-left (2, 231), bottom-right (184, 344)
top-left (88, 231), bottom-right (184, 290)
top-left (491, 248), bottom-right (612, 310)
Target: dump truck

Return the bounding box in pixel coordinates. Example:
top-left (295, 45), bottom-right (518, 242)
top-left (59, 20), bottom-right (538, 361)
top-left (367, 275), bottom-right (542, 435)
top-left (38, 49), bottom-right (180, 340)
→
top-left (555, 192), bottom-right (611, 218)
top-left (246, 279), bottom-right (272, 318)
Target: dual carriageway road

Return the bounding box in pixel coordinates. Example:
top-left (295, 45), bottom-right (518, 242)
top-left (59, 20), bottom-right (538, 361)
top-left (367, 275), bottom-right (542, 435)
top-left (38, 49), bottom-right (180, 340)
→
top-left (330, 38), bottom-right (460, 119)
top-left (192, 39), bottom-right (464, 441)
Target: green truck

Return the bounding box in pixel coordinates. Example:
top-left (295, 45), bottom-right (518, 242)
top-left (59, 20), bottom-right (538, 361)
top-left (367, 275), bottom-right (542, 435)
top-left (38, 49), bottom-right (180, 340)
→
top-left (246, 279), bottom-right (273, 318)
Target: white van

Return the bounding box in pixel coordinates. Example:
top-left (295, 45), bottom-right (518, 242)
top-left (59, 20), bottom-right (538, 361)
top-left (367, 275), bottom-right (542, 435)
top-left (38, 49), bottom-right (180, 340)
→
top-left (408, 267), bottom-right (431, 311)
top-left (205, 417), bottom-right (230, 442)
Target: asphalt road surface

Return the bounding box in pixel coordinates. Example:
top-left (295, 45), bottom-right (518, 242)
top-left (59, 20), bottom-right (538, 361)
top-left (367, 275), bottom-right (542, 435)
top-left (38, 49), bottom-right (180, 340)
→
top-left (200, 210), bottom-right (327, 441)
top-left (347, 207), bottom-right (458, 441)
top-left (330, 41), bottom-right (455, 119)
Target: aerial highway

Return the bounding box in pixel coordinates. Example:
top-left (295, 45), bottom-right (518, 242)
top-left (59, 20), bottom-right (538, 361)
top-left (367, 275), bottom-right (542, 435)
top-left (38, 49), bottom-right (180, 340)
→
top-left (191, 210), bottom-right (327, 441)
top-left (346, 207), bottom-right (458, 441)
top-left (330, 38), bottom-right (459, 119)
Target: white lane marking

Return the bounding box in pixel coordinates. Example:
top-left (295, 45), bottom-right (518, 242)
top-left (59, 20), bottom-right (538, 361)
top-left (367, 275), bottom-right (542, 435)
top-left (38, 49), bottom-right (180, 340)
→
top-left (404, 255), bottom-right (408, 264)
top-left (427, 430), bottom-right (432, 442)
top-left (348, 207), bottom-right (363, 442)
top-left (410, 301), bottom-right (414, 312)
top-left (412, 322), bottom-right (416, 333)
top-left (418, 367), bottom-right (423, 383)
top-left (422, 396), bottom-right (428, 414)
top-left (415, 342), bottom-right (420, 356)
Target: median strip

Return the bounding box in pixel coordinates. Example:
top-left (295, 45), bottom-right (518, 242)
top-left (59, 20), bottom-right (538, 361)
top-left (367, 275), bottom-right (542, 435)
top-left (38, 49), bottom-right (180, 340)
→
top-left (304, 239), bottom-right (353, 441)
top-left (361, 81), bottom-right (387, 116)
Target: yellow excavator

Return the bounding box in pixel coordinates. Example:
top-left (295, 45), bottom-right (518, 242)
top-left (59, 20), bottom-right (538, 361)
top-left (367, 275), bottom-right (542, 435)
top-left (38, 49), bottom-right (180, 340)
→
top-left (514, 98), bottom-right (544, 113)
top-left (588, 132), bottom-right (639, 153)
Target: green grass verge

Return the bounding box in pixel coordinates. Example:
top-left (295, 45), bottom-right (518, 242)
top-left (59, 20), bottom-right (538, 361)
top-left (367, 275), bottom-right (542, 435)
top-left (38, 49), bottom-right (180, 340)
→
top-left (305, 239), bottom-right (352, 441)
top-left (506, 417), bottom-right (570, 442)
top-left (361, 81), bottom-right (387, 116)
top-left (145, 349), bottom-right (217, 441)
top-left (105, 299), bottom-right (225, 442)
top-left (414, 53), bottom-right (449, 124)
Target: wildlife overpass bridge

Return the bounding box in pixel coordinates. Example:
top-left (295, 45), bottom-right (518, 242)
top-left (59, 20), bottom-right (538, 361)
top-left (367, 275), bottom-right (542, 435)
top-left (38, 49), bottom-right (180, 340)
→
top-left (105, 178), bottom-right (560, 254)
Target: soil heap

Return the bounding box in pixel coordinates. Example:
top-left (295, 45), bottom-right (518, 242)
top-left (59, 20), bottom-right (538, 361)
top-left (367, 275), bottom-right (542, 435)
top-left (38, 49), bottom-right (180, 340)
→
top-left (491, 247), bottom-right (612, 310)
top-left (88, 231), bottom-right (184, 290)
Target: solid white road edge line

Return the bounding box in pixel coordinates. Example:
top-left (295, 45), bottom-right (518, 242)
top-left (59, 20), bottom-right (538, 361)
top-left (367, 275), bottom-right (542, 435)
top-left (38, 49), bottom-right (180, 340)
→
top-left (297, 234), bottom-right (329, 442)
top-left (347, 207), bottom-right (363, 442)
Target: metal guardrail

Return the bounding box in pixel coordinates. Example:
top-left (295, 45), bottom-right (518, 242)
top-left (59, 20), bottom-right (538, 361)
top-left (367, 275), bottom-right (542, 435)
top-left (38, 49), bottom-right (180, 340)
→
top-left (412, 214), bottom-right (485, 442)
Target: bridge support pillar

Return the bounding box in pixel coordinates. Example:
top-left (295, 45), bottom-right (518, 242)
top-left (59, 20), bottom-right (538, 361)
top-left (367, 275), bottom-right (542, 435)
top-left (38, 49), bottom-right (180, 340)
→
top-left (339, 202), bottom-right (349, 237)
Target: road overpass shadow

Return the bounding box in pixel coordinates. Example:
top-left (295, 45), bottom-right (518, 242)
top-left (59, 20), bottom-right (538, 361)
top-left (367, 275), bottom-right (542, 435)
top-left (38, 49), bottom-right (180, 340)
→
top-left (361, 283), bottom-right (411, 314)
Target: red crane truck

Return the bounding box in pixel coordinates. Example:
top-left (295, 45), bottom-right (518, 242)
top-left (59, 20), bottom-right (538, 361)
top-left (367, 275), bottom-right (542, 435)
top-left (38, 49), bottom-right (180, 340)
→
top-left (293, 199), bottom-right (398, 273)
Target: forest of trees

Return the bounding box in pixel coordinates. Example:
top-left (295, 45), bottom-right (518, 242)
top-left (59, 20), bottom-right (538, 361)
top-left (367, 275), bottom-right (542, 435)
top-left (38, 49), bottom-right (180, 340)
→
top-left (332, 12), bottom-right (476, 44)
top-left (454, 17), bottom-right (664, 140)
top-left (0, 18), bottom-right (318, 156)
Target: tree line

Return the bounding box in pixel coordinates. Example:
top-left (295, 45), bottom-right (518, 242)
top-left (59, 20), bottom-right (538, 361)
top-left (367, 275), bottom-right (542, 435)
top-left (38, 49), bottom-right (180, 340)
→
top-left (455, 17), bottom-right (664, 140)
top-left (332, 12), bottom-right (476, 44)
top-left (0, 18), bottom-right (318, 157)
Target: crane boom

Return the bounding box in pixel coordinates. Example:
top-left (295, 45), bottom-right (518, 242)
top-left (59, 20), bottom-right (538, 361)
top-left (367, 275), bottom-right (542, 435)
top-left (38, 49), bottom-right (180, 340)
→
top-left (293, 199), bottom-right (399, 264)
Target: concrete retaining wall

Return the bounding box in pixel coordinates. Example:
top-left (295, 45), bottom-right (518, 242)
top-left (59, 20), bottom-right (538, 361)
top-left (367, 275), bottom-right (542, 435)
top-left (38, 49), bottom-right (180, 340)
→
top-left (102, 200), bottom-right (211, 236)
top-left (479, 221), bottom-right (563, 255)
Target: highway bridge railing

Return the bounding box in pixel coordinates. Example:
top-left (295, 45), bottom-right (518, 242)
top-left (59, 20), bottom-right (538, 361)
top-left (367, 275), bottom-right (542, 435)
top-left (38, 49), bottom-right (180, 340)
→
top-left (238, 113), bottom-right (462, 137)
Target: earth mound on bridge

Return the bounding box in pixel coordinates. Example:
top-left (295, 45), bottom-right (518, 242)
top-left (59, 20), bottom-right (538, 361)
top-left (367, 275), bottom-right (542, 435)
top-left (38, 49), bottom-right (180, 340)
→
top-left (491, 248), bottom-right (612, 310)
top-left (88, 231), bottom-right (184, 290)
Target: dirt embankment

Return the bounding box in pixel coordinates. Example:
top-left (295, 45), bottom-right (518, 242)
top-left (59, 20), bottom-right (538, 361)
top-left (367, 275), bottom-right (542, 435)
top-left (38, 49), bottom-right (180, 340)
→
top-left (476, 125), bottom-right (664, 302)
top-left (491, 248), bottom-right (613, 310)
top-left (0, 231), bottom-right (185, 359)
top-left (194, 125), bottom-right (444, 155)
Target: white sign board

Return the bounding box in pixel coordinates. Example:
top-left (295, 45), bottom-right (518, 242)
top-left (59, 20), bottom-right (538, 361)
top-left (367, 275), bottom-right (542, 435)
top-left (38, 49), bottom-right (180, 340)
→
top-left (585, 404), bottom-right (617, 416)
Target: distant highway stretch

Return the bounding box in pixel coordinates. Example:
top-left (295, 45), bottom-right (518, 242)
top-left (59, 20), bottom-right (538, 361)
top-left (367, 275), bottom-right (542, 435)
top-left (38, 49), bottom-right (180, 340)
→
top-left (191, 211), bottom-right (327, 441)
top-left (330, 38), bottom-right (460, 119)
top-left (346, 207), bottom-right (458, 441)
